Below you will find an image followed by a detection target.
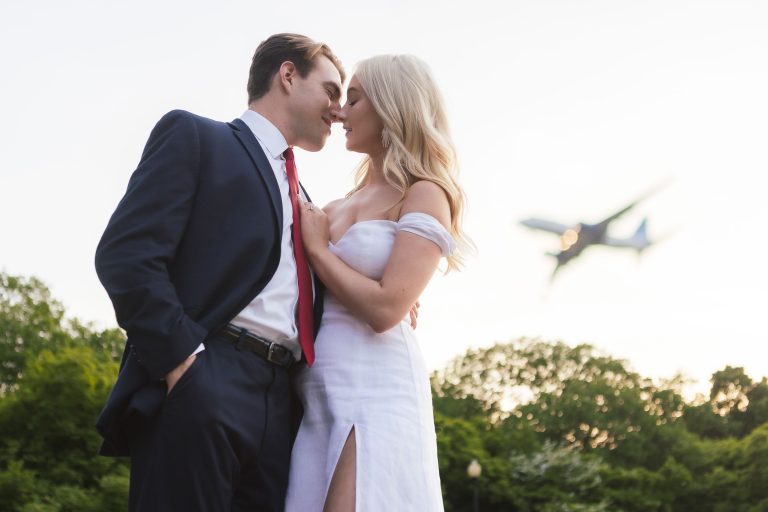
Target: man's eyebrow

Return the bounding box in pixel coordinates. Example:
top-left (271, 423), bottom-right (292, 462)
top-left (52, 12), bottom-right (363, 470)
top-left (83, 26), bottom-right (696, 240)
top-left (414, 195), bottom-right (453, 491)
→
top-left (324, 81), bottom-right (342, 100)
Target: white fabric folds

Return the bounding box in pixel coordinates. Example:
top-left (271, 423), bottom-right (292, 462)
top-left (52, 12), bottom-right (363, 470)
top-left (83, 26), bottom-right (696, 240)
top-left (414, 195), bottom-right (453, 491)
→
top-left (396, 212), bottom-right (456, 257)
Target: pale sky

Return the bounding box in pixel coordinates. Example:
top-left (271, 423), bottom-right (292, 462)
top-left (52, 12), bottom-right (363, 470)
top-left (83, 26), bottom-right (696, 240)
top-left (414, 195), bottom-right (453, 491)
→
top-left (2, 0), bottom-right (766, 396)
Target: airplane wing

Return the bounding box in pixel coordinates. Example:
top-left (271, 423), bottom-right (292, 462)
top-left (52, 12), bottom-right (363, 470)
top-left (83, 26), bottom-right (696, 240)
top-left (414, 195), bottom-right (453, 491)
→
top-left (596, 182), bottom-right (668, 225)
top-left (520, 218), bottom-right (571, 235)
top-left (598, 200), bottom-right (640, 225)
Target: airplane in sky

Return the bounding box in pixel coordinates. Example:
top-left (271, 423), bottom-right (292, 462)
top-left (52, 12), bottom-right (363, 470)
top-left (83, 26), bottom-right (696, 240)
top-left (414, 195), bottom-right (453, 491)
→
top-left (520, 190), bottom-right (659, 279)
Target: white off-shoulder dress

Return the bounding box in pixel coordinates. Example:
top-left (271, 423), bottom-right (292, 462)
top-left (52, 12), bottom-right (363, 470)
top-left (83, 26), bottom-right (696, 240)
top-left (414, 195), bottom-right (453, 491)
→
top-left (285, 212), bottom-right (454, 512)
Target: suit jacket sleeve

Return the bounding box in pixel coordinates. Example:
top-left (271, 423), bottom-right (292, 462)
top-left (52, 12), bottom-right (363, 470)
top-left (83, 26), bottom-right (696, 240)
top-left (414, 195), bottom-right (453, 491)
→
top-left (95, 110), bottom-right (208, 380)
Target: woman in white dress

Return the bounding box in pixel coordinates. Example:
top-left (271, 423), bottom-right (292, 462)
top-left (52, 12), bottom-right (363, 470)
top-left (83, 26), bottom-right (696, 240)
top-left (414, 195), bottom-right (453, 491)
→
top-left (285, 54), bottom-right (470, 512)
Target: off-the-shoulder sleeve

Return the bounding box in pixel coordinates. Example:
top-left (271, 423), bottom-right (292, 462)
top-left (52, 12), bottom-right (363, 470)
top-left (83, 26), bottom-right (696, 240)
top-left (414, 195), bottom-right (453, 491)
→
top-left (396, 212), bottom-right (457, 257)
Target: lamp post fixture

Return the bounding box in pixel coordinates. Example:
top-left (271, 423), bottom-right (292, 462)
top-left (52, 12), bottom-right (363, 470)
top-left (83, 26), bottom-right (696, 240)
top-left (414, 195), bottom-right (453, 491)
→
top-left (467, 458), bottom-right (481, 512)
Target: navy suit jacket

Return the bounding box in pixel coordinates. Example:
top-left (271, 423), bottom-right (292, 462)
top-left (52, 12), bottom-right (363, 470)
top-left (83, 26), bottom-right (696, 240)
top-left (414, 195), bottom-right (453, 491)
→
top-left (95, 110), bottom-right (323, 456)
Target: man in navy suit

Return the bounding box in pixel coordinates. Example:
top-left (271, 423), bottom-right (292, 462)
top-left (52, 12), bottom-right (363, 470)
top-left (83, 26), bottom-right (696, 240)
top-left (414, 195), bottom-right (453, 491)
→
top-left (95, 33), bottom-right (345, 511)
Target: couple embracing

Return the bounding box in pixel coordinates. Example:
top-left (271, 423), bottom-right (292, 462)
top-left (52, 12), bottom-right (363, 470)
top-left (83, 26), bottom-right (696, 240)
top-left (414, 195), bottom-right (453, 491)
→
top-left (95, 33), bottom-right (469, 511)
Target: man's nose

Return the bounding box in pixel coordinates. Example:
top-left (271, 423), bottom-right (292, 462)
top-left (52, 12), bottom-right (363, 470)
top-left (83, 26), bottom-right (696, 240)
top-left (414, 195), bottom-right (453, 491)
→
top-left (331, 106), bottom-right (343, 123)
top-left (330, 106), bottom-right (345, 122)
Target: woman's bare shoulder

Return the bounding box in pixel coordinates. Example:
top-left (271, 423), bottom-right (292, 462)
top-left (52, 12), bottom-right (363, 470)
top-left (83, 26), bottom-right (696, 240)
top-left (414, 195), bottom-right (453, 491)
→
top-left (400, 181), bottom-right (451, 229)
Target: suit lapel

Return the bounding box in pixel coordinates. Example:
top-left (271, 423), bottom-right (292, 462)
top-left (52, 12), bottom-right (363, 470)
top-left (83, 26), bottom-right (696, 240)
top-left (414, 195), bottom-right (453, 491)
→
top-left (230, 118), bottom-right (324, 324)
top-left (299, 183), bottom-right (313, 203)
top-left (230, 118), bottom-right (283, 227)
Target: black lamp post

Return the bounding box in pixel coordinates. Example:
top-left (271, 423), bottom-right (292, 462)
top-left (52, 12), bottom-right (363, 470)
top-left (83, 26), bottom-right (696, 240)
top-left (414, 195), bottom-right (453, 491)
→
top-left (467, 458), bottom-right (481, 512)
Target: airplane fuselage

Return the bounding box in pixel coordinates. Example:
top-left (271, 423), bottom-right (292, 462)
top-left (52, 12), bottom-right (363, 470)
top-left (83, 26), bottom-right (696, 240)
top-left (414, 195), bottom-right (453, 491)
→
top-left (555, 222), bottom-right (610, 265)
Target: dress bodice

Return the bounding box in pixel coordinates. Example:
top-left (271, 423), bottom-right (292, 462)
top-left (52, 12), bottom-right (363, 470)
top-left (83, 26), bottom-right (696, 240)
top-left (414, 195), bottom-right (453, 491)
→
top-left (329, 220), bottom-right (398, 280)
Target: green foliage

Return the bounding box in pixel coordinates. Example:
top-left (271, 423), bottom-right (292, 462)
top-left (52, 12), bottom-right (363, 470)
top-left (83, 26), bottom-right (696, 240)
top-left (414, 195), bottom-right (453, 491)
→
top-left (509, 442), bottom-right (609, 511)
top-left (433, 339), bottom-right (768, 511)
top-left (0, 461), bottom-right (37, 509)
top-left (0, 274), bottom-right (69, 390)
top-left (684, 366), bottom-right (768, 440)
top-left (0, 273), bottom-right (124, 392)
top-left (432, 339), bottom-right (690, 469)
top-left (0, 271), bottom-right (128, 511)
top-left (3, 271), bottom-right (768, 511)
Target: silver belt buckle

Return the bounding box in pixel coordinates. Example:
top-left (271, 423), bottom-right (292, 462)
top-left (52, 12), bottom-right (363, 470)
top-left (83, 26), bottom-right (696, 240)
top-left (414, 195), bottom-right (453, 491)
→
top-left (266, 342), bottom-right (286, 364)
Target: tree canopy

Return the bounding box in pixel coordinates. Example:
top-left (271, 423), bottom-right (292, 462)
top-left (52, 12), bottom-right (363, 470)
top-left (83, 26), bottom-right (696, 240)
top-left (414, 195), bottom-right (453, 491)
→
top-left (1, 271), bottom-right (766, 511)
top-left (0, 272), bottom-right (128, 511)
top-left (432, 340), bottom-right (768, 511)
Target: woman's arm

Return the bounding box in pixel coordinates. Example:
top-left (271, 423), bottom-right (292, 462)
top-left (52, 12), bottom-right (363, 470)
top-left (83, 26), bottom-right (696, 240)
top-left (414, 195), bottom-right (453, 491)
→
top-left (300, 181), bottom-right (451, 333)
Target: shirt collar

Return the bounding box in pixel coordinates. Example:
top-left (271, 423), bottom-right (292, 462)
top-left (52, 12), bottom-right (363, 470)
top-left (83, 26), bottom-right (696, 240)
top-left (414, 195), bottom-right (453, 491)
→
top-left (239, 109), bottom-right (289, 160)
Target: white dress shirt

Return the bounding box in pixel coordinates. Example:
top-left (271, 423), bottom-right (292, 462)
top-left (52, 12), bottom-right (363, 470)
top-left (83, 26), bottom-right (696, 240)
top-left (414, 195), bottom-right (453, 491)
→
top-left (194, 109), bottom-right (309, 360)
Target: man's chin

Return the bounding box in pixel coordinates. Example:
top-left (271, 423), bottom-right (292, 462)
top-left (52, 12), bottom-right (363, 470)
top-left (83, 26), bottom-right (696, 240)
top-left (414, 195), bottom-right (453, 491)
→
top-left (299, 136), bottom-right (329, 153)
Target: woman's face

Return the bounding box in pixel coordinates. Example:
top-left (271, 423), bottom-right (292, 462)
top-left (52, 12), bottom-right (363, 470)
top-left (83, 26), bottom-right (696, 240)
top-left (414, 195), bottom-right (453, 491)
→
top-left (337, 75), bottom-right (385, 156)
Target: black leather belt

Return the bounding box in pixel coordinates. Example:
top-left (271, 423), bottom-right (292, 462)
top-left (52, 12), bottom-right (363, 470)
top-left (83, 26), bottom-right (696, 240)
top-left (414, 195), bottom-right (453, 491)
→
top-left (217, 324), bottom-right (296, 369)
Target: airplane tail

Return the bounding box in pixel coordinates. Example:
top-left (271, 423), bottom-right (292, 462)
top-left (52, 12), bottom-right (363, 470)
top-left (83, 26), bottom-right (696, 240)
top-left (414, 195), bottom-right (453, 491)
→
top-left (631, 218), bottom-right (651, 253)
top-left (601, 218), bottom-right (651, 251)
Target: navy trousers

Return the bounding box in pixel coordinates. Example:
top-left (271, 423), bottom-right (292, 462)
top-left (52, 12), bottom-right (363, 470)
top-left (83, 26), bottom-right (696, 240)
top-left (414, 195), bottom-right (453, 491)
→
top-left (128, 335), bottom-right (295, 511)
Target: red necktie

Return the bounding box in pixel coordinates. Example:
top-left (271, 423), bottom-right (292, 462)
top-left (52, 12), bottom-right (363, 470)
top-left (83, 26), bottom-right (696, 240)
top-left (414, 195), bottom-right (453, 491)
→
top-left (283, 148), bottom-right (315, 367)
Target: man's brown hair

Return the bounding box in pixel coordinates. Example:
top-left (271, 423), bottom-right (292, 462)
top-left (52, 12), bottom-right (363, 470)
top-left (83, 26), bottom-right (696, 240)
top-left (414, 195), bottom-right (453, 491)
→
top-left (247, 33), bottom-right (345, 103)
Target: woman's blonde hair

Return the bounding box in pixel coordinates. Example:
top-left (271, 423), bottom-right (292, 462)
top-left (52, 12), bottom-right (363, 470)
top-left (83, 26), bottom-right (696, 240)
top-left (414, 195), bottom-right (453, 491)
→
top-left (349, 54), bottom-right (472, 271)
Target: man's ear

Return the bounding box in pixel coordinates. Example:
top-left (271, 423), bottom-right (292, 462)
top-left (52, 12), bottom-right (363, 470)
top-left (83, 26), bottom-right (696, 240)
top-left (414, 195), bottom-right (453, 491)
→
top-left (278, 61), bottom-right (296, 93)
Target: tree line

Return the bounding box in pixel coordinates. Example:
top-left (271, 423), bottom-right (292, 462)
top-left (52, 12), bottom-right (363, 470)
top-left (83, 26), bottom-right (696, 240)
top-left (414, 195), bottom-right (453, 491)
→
top-left (432, 341), bottom-right (768, 511)
top-left (0, 272), bottom-right (765, 511)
